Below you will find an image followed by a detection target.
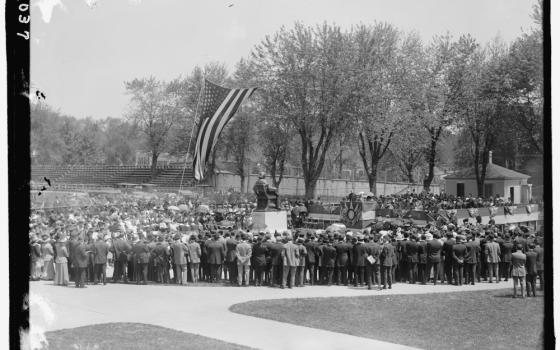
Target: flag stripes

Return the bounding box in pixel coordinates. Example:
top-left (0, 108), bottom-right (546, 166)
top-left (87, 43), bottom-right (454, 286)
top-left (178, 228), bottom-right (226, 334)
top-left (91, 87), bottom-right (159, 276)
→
top-left (192, 80), bottom-right (256, 181)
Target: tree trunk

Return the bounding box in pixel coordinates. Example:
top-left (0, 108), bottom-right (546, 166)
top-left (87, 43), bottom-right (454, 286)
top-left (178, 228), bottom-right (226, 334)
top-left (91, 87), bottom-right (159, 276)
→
top-left (270, 164), bottom-right (279, 188)
top-left (240, 174), bottom-right (246, 193)
top-left (304, 178), bottom-right (317, 199)
top-left (406, 167), bottom-right (414, 184)
top-left (368, 163), bottom-right (378, 195)
top-left (423, 129), bottom-right (440, 192)
top-left (150, 151), bottom-right (159, 180)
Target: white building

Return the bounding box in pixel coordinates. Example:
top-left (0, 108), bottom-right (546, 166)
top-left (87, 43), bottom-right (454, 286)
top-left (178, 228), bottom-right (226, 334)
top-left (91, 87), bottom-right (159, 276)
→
top-left (444, 155), bottom-right (531, 204)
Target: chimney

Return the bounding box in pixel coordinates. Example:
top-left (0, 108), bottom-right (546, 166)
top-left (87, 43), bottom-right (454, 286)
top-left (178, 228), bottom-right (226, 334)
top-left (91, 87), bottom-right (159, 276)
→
top-left (488, 151), bottom-right (493, 164)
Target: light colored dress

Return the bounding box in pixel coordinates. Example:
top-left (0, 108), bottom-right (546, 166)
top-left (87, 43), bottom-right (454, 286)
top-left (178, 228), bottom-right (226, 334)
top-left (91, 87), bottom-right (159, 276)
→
top-left (54, 242), bottom-right (69, 285)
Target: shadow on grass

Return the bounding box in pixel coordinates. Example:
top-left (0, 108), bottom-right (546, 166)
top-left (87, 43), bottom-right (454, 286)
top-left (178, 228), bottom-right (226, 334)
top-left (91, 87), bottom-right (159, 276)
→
top-left (230, 289), bottom-right (545, 350)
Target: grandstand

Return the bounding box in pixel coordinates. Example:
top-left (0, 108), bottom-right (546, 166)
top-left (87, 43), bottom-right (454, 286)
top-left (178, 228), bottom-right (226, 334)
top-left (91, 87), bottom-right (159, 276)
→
top-left (31, 164), bottom-right (196, 190)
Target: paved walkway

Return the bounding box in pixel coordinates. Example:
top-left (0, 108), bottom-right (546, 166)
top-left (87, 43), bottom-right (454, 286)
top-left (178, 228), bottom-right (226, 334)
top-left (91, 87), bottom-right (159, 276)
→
top-left (30, 280), bottom-right (509, 350)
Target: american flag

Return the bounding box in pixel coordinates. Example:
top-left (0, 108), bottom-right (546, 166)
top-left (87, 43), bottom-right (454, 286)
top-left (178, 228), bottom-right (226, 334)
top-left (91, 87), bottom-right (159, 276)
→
top-left (192, 79), bottom-right (256, 181)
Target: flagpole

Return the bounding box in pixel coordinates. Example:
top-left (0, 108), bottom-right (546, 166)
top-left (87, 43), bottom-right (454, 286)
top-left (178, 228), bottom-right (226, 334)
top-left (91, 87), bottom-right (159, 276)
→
top-left (180, 78), bottom-right (205, 191)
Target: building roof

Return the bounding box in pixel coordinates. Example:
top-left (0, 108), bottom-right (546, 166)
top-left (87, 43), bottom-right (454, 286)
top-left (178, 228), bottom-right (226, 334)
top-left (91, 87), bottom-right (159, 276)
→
top-left (444, 163), bottom-right (530, 180)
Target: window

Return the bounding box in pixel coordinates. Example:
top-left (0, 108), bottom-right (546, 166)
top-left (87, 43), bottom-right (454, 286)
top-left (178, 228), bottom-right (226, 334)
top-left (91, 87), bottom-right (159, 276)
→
top-left (484, 183), bottom-right (493, 198)
top-left (510, 187), bottom-right (515, 203)
top-left (456, 183), bottom-right (465, 197)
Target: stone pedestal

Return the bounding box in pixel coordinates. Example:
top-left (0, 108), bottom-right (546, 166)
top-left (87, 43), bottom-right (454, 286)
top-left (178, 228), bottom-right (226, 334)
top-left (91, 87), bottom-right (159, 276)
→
top-left (251, 210), bottom-right (287, 233)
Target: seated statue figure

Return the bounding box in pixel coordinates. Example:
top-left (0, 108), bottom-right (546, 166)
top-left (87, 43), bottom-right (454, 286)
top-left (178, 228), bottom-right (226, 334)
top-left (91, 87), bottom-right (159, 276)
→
top-left (253, 172), bottom-right (279, 211)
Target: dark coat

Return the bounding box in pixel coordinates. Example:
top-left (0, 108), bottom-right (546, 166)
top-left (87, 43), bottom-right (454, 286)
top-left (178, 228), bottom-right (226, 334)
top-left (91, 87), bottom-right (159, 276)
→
top-left (133, 241), bottom-right (150, 264)
top-left (426, 239), bottom-right (443, 263)
top-left (443, 238), bottom-right (456, 262)
top-left (226, 238), bottom-right (239, 263)
top-left (525, 251), bottom-right (538, 275)
top-left (251, 242), bottom-right (269, 267)
top-left (205, 239), bottom-right (226, 265)
top-left (112, 238), bottom-right (132, 262)
top-left (334, 241), bottom-right (351, 266)
top-left (74, 242), bottom-right (89, 268)
top-left (381, 243), bottom-right (395, 267)
top-left (352, 242), bottom-right (367, 267)
top-left (534, 246), bottom-right (544, 270)
top-left (68, 239), bottom-right (81, 265)
top-left (464, 241), bottom-right (478, 264)
top-left (406, 240), bottom-right (419, 263)
top-left (452, 243), bottom-right (467, 264)
top-left (417, 241), bottom-right (427, 264)
top-left (502, 242), bottom-right (514, 263)
top-left (93, 240), bottom-right (109, 264)
top-left (365, 242), bottom-right (381, 266)
top-left (304, 241), bottom-right (317, 264)
top-left (322, 245), bottom-right (337, 268)
top-left (391, 241), bottom-right (399, 265)
top-left (151, 243), bottom-right (169, 266)
top-left (269, 241), bottom-right (285, 266)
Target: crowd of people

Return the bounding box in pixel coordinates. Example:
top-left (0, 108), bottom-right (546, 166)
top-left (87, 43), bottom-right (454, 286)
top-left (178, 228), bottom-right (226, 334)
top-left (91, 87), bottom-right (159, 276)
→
top-left (29, 192), bottom-right (545, 298)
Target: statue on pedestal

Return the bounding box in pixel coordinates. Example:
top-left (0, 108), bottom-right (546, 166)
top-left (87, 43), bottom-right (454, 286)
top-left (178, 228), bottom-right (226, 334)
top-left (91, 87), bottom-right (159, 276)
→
top-left (253, 172), bottom-right (279, 211)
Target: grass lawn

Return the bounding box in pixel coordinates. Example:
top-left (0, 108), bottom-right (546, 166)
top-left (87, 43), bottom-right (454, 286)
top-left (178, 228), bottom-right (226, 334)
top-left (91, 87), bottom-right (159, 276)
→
top-left (45, 323), bottom-right (254, 350)
top-left (230, 289), bottom-right (545, 350)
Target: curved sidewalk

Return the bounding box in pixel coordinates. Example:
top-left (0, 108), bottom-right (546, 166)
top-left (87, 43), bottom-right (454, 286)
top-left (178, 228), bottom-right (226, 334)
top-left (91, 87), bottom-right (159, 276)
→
top-left (30, 280), bottom-right (509, 350)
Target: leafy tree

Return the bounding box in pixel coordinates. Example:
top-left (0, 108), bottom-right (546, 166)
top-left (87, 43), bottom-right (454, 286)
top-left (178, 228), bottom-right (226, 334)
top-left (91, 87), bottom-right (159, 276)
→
top-left (349, 23), bottom-right (402, 194)
top-left (125, 76), bottom-right (185, 178)
top-left (504, 28), bottom-right (543, 153)
top-left (449, 35), bottom-right (510, 196)
top-left (258, 113), bottom-right (293, 187)
top-left (390, 124), bottom-right (426, 183)
top-left (251, 22), bottom-right (353, 198)
top-left (167, 62), bottom-right (230, 161)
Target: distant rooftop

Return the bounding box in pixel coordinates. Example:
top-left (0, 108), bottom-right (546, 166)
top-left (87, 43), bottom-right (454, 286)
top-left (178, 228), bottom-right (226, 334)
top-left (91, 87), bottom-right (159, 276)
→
top-left (444, 163), bottom-right (530, 180)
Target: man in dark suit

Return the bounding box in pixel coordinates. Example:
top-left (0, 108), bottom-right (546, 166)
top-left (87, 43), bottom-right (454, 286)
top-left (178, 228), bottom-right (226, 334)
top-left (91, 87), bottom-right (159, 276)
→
top-left (406, 235), bottom-right (419, 284)
top-left (464, 234), bottom-right (478, 285)
top-left (391, 237), bottom-right (399, 283)
top-left (417, 234), bottom-right (428, 285)
top-left (251, 236), bottom-right (269, 286)
top-left (352, 236), bottom-right (367, 286)
top-left (525, 243), bottom-right (538, 297)
top-left (381, 236), bottom-right (395, 289)
top-left (534, 241), bottom-right (544, 291)
top-left (365, 235), bottom-right (381, 290)
top-left (443, 232), bottom-right (456, 284)
top-left (74, 237), bottom-right (89, 288)
top-left (152, 236), bottom-right (170, 284)
top-left (93, 235), bottom-right (109, 285)
top-left (426, 233), bottom-right (442, 285)
top-left (500, 235), bottom-right (514, 282)
top-left (334, 235), bottom-right (351, 285)
top-left (111, 233), bottom-right (131, 283)
top-left (322, 239), bottom-right (337, 286)
top-left (399, 233), bottom-right (411, 283)
top-left (205, 233), bottom-right (226, 283)
top-left (304, 235), bottom-right (318, 285)
top-left (268, 236), bottom-right (284, 287)
top-left (316, 238), bottom-right (326, 285)
top-left (68, 234), bottom-right (81, 283)
top-left (452, 235), bottom-right (467, 286)
top-left (133, 237), bottom-right (150, 285)
top-left (225, 233), bottom-right (239, 285)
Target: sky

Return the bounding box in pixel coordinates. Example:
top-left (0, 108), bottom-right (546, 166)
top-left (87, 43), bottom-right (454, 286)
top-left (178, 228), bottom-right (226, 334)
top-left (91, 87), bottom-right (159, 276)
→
top-left (30, 0), bottom-right (538, 120)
